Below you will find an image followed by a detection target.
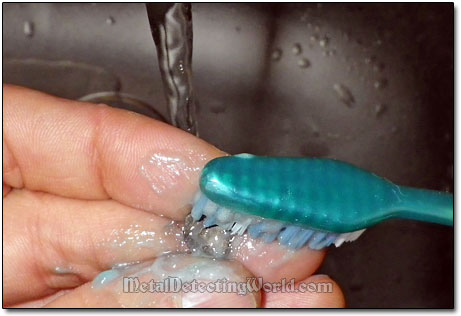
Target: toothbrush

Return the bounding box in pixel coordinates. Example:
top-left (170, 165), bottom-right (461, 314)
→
top-left (190, 154), bottom-right (453, 250)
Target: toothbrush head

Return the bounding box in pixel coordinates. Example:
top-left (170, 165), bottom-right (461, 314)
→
top-left (191, 154), bottom-right (452, 251)
top-left (191, 154), bottom-right (388, 250)
top-left (191, 191), bottom-right (366, 250)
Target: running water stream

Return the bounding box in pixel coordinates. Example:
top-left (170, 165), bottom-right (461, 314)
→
top-left (146, 3), bottom-right (199, 135)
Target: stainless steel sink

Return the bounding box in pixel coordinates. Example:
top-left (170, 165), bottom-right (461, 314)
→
top-left (3, 3), bottom-right (453, 307)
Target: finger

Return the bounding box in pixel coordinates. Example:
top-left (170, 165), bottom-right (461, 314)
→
top-left (3, 183), bottom-right (11, 196)
top-left (263, 274), bottom-right (345, 308)
top-left (3, 189), bottom-right (186, 306)
top-left (45, 255), bottom-right (260, 308)
top-left (4, 189), bottom-right (326, 306)
top-left (4, 86), bottom-right (324, 302)
top-left (10, 291), bottom-right (71, 308)
top-left (229, 235), bottom-right (326, 283)
top-left (3, 84), bottom-right (224, 220)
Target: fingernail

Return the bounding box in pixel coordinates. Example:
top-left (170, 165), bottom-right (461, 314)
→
top-left (309, 274), bottom-right (330, 281)
top-left (181, 285), bottom-right (257, 308)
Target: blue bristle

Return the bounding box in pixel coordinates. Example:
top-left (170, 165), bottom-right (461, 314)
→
top-left (262, 232), bottom-right (279, 243)
top-left (190, 194), bottom-right (346, 251)
top-left (288, 229), bottom-right (315, 249)
top-left (259, 221), bottom-right (285, 233)
top-left (314, 233), bottom-right (337, 249)
top-left (278, 226), bottom-right (301, 245)
top-left (203, 214), bottom-right (218, 227)
top-left (308, 232), bottom-right (328, 250)
top-left (216, 207), bottom-right (233, 223)
top-left (203, 202), bottom-right (218, 217)
top-left (248, 223), bottom-right (265, 238)
top-left (191, 194), bottom-right (208, 221)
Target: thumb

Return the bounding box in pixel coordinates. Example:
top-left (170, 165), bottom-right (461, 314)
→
top-left (44, 254), bottom-right (260, 308)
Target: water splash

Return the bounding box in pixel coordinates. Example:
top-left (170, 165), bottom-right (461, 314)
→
top-left (184, 215), bottom-right (233, 259)
top-left (146, 3), bottom-right (198, 135)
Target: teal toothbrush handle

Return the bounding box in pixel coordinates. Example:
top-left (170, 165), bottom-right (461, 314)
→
top-left (200, 155), bottom-right (453, 233)
top-left (393, 186), bottom-right (453, 226)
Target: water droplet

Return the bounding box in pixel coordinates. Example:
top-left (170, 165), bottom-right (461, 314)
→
top-left (23, 21), bottom-right (34, 37)
top-left (373, 62), bottom-right (385, 72)
top-left (323, 49), bottom-right (336, 57)
top-left (319, 36), bottom-right (329, 47)
top-left (178, 61), bottom-right (185, 74)
top-left (374, 78), bottom-right (388, 89)
top-left (106, 16), bottom-right (115, 25)
top-left (292, 43), bottom-right (302, 55)
top-left (374, 103), bottom-right (387, 117)
top-left (310, 34), bottom-right (319, 42)
top-left (333, 83), bottom-right (355, 107)
top-left (364, 55), bottom-right (376, 65)
top-left (297, 58), bottom-right (310, 68)
top-left (271, 48), bottom-right (283, 61)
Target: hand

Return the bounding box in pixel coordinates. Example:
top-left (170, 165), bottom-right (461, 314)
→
top-left (3, 85), bottom-right (345, 308)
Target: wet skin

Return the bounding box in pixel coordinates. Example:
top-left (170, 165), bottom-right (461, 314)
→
top-left (3, 85), bottom-right (345, 308)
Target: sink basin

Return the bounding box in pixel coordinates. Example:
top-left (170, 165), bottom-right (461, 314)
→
top-left (3, 3), bottom-right (453, 307)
